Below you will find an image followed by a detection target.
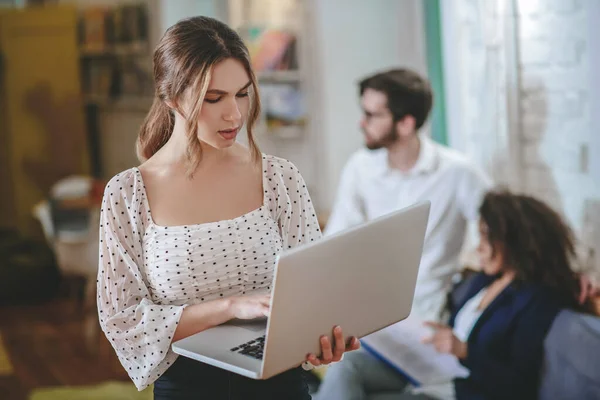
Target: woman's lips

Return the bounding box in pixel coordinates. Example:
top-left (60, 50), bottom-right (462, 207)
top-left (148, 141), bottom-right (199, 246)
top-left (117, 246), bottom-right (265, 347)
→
top-left (218, 127), bottom-right (239, 140)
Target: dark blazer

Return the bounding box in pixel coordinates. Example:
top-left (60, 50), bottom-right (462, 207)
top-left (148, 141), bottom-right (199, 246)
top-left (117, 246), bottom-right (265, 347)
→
top-left (449, 272), bottom-right (566, 400)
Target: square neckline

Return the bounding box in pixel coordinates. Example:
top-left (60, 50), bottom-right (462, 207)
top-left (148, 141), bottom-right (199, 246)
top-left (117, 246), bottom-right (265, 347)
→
top-left (133, 155), bottom-right (269, 230)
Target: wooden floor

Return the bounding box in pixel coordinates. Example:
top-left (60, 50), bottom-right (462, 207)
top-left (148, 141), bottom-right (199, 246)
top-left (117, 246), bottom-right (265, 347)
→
top-left (0, 296), bottom-right (129, 400)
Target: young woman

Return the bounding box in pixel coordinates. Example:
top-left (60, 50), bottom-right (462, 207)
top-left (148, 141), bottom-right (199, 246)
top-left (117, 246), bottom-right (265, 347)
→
top-left (421, 190), bottom-right (594, 400)
top-left (96, 16), bottom-right (358, 399)
top-left (317, 190), bottom-right (593, 400)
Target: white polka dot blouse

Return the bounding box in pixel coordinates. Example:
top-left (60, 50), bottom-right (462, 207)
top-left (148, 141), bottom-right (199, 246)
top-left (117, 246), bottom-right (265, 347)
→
top-left (96, 155), bottom-right (322, 390)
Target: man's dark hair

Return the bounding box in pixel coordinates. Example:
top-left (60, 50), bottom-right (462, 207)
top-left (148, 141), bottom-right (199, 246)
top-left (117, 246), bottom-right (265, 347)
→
top-left (359, 68), bottom-right (433, 130)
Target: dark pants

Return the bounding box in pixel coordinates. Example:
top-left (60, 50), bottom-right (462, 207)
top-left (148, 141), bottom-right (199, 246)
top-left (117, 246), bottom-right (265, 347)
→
top-left (154, 356), bottom-right (311, 400)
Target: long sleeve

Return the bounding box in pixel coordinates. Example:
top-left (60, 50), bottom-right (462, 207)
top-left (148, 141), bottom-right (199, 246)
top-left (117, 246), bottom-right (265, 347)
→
top-left (97, 172), bottom-right (186, 391)
top-left (323, 155), bottom-right (366, 236)
top-left (265, 156), bottom-right (322, 249)
top-left (458, 291), bottom-right (561, 400)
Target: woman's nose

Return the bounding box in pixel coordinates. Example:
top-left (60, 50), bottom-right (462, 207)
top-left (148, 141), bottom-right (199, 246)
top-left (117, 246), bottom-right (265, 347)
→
top-left (224, 99), bottom-right (242, 121)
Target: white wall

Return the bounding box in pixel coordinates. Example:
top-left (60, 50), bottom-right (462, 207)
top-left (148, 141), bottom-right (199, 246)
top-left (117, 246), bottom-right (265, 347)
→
top-left (158, 0), bottom-right (227, 42)
top-left (310, 0), bottom-right (427, 212)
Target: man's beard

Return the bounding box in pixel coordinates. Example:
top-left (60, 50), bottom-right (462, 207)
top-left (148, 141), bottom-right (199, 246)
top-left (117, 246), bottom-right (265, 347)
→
top-left (364, 126), bottom-right (398, 150)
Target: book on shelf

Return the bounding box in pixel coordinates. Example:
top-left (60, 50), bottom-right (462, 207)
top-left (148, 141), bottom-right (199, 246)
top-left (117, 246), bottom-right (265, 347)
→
top-left (79, 3), bottom-right (149, 54)
top-left (249, 29), bottom-right (298, 72)
top-left (79, 6), bottom-right (112, 52)
top-left (261, 83), bottom-right (305, 138)
top-left (85, 62), bottom-right (115, 99)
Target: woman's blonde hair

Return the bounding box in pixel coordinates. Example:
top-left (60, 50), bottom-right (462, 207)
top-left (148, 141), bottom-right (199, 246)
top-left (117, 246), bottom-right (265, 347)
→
top-left (136, 16), bottom-right (261, 175)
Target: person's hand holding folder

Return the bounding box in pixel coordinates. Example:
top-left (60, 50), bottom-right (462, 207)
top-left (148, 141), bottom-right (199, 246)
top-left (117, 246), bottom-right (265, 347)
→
top-left (360, 317), bottom-right (470, 387)
top-left (422, 322), bottom-right (468, 360)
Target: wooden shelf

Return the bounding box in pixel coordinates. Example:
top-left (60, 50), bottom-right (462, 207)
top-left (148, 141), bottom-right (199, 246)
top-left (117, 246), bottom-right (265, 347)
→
top-left (266, 124), bottom-right (304, 139)
top-left (257, 70), bottom-right (302, 82)
top-left (79, 42), bottom-right (149, 57)
top-left (84, 94), bottom-right (153, 111)
top-left (228, 0), bottom-right (317, 199)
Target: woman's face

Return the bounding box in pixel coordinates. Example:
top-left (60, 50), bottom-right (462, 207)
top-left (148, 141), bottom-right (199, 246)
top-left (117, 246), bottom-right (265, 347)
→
top-left (183, 58), bottom-right (252, 150)
top-left (477, 219), bottom-right (505, 276)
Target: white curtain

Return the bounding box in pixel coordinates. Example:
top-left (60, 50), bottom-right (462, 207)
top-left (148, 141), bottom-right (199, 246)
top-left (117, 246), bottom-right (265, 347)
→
top-left (444, 0), bottom-right (522, 190)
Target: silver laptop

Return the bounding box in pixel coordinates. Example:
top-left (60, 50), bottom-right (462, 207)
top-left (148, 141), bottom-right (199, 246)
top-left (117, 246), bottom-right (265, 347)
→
top-left (172, 201), bottom-right (430, 380)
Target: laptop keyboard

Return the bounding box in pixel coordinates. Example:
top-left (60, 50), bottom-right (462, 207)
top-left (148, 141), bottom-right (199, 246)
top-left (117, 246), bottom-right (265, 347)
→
top-left (230, 335), bottom-right (265, 360)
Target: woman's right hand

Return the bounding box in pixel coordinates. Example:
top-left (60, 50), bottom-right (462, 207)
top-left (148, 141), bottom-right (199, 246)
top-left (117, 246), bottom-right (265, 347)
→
top-left (227, 294), bottom-right (271, 320)
top-left (174, 294), bottom-right (271, 342)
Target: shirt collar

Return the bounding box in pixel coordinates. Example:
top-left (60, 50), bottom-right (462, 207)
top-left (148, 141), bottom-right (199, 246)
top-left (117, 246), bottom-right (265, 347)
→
top-left (375, 135), bottom-right (439, 177)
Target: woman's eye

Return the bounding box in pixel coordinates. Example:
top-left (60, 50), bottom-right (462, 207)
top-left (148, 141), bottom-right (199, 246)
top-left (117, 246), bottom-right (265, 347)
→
top-left (205, 98), bottom-right (221, 104)
top-left (236, 92), bottom-right (249, 98)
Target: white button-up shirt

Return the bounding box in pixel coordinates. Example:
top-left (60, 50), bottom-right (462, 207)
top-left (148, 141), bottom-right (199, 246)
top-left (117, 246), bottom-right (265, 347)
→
top-left (325, 137), bottom-right (492, 321)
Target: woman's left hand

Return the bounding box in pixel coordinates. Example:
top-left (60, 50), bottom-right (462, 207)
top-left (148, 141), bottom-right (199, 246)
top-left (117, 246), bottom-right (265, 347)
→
top-left (306, 325), bottom-right (361, 367)
top-left (422, 321), bottom-right (468, 360)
